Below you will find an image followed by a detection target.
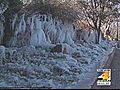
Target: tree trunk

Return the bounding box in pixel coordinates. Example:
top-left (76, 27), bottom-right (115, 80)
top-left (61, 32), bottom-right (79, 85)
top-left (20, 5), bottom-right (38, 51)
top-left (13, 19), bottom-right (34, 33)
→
top-left (2, 13), bottom-right (13, 47)
top-left (1, 1), bottom-right (22, 47)
top-left (96, 28), bottom-right (101, 44)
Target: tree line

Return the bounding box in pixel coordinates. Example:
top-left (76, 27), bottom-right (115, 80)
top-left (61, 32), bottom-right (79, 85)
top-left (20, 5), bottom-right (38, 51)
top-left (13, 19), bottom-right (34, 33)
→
top-left (0, 0), bottom-right (120, 46)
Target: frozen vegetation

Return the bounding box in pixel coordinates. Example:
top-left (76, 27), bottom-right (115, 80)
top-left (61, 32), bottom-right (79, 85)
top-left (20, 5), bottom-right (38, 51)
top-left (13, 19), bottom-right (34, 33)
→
top-left (0, 10), bottom-right (117, 88)
top-left (0, 39), bottom-right (115, 89)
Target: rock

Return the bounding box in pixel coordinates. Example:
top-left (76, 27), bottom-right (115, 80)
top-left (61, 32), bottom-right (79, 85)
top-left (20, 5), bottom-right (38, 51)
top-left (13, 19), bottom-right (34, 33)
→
top-left (33, 65), bottom-right (51, 74)
top-left (50, 43), bottom-right (75, 55)
top-left (51, 62), bottom-right (71, 76)
top-left (79, 57), bottom-right (92, 64)
top-left (51, 65), bottom-right (65, 76)
top-left (0, 46), bottom-right (5, 60)
top-left (5, 48), bottom-right (17, 59)
top-left (17, 45), bottom-right (36, 55)
top-left (50, 44), bottom-right (62, 53)
top-left (63, 43), bottom-right (72, 55)
top-left (72, 52), bottom-right (81, 58)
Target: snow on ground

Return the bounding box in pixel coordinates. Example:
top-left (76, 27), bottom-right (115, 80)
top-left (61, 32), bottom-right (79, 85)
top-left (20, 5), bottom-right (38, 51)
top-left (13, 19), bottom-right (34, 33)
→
top-left (0, 40), bottom-right (116, 89)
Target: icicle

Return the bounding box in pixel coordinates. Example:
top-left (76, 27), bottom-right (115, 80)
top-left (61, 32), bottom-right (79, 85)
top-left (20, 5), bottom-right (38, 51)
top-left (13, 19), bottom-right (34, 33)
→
top-left (30, 15), bottom-right (36, 31)
top-left (46, 34), bottom-right (51, 43)
top-left (99, 31), bottom-right (102, 43)
top-left (0, 45), bottom-right (5, 60)
top-left (87, 30), bottom-right (96, 43)
top-left (45, 20), bottom-right (57, 44)
top-left (27, 17), bottom-right (31, 26)
top-left (0, 3), bottom-right (8, 14)
top-left (62, 43), bottom-right (73, 55)
top-left (61, 23), bottom-right (75, 45)
top-left (59, 30), bottom-right (66, 43)
top-left (12, 14), bottom-right (18, 30)
top-left (0, 22), bottom-right (4, 44)
top-left (30, 17), bottom-right (47, 46)
top-left (18, 14), bottom-right (26, 33)
top-left (91, 30), bottom-right (96, 43)
top-left (65, 30), bottom-right (74, 45)
top-left (36, 18), bottom-right (47, 45)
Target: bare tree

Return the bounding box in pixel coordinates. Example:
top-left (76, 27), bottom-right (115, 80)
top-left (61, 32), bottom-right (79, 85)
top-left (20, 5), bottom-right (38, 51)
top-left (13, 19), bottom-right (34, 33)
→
top-left (77, 0), bottom-right (120, 43)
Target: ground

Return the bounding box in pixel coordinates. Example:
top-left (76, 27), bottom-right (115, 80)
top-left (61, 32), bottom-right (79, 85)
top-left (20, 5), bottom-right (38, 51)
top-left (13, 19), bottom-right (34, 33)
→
top-left (0, 40), bottom-right (116, 89)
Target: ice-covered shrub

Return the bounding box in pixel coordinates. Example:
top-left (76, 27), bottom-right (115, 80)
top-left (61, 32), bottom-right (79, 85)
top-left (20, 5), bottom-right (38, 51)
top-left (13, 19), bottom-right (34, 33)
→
top-left (0, 46), bottom-right (5, 62)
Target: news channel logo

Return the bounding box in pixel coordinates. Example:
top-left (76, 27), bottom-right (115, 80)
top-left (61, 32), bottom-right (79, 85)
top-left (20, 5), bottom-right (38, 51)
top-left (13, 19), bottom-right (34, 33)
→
top-left (97, 69), bottom-right (111, 86)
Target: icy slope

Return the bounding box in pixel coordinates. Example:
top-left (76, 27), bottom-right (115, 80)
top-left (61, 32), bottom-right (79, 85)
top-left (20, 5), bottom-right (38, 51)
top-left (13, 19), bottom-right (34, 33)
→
top-left (0, 40), bottom-right (115, 89)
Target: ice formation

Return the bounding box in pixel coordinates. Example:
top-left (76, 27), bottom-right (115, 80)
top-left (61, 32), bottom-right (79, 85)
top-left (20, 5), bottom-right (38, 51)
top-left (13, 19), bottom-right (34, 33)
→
top-left (0, 45), bottom-right (5, 60)
top-left (0, 3), bottom-right (8, 44)
top-left (30, 17), bottom-right (47, 46)
top-left (9, 13), bottom-right (99, 47)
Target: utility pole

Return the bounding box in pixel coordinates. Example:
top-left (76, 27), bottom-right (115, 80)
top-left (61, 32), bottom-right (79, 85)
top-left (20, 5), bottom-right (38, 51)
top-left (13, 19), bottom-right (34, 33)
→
top-left (117, 4), bottom-right (119, 41)
top-left (117, 17), bottom-right (119, 41)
